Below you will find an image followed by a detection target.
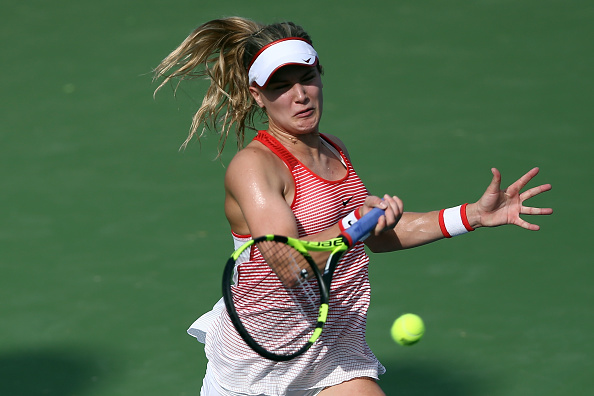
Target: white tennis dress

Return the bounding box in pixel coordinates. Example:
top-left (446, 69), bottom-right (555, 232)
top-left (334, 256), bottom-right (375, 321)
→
top-left (188, 131), bottom-right (385, 395)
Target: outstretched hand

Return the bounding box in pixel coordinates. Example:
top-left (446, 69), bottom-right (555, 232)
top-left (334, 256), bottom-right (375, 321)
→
top-left (474, 167), bottom-right (553, 230)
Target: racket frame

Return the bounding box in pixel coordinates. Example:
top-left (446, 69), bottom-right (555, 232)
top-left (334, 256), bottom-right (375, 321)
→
top-left (222, 207), bottom-right (385, 361)
top-left (222, 234), bottom-right (340, 361)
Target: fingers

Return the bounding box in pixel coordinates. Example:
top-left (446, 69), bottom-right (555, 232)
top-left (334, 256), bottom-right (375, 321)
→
top-left (506, 167), bottom-right (541, 196)
top-left (519, 183), bottom-right (552, 202)
top-left (375, 195), bottom-right (401, 235)
top-left (514, 171), bottom-right (553, 217)
top-left (382, 194), bottom-right (403, 226)
top-left (521, 206), bottom-right (554, 216)
top-left (362, 195), bottom-right (401, 213)
top-left (363, 194), bottom-right (403, 235)
top-left (487, 167), bottom-right (502, 192)
top-left (384, 194), bottom-right (403, 214)
top-left (515, 218), bottom-right (541, 231)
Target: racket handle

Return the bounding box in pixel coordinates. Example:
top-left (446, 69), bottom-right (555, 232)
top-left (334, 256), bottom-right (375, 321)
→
top-left (341, 207), bottom-right (384, 246)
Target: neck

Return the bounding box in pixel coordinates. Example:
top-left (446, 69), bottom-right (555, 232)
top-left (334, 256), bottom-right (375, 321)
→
top-left (264, 128), bottom-right (345, 180)
top-left (266, 126), bottom-right (321, 151)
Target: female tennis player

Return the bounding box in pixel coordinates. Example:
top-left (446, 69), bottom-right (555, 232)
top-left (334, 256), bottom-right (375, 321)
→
top-left (154, 17), bottom-right (552, 396)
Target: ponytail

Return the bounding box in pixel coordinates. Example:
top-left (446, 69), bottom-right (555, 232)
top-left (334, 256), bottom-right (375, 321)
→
top-left (153, 17), bottom-right (315, 157)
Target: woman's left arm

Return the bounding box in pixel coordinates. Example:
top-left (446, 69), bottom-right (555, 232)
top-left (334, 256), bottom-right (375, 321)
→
top-left (364, 167), bottom-right (553, 253)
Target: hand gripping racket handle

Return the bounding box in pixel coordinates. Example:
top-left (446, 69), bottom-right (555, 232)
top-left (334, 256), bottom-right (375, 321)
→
top-left (341, 207), bottom-right (384, 247)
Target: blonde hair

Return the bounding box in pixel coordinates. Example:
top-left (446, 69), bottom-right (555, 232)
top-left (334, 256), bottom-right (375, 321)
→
top-left (153, 17), bottom-right (316, 156)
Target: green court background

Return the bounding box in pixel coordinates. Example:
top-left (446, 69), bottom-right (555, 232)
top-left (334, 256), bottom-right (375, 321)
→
top-left (1, 1), bottom-right (592, 395)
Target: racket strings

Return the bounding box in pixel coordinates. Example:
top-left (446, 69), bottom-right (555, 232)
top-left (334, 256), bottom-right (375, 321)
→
top-left (230, 240), bottom-right (322, 356)
top-left (257, 241), bottom-right (315, 288)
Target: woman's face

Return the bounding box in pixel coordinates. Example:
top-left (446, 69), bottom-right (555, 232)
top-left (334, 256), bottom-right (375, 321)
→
top-left (249, 65), bottom-right (323, 136)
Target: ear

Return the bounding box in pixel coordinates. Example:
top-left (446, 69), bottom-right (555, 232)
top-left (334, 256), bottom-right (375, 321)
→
top-left (249, 86), bottom-right (265, 108)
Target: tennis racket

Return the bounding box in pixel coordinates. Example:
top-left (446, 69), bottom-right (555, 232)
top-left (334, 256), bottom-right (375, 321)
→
top-left (222, 207), bottom-right (384, 361)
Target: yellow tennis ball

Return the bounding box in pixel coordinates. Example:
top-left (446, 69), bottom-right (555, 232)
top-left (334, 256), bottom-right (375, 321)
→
top-left (391, 313), bottom-right (425, 346)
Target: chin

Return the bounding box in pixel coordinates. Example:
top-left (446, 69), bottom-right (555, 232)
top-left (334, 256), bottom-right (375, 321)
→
top-left (295, 119), bottom-right (321, 133)
top-left (294, 125), bottom-right (319, 135)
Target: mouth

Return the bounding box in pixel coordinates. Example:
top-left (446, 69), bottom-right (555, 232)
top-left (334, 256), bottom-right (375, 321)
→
top-left (295, 108), bottom-right (315, 118)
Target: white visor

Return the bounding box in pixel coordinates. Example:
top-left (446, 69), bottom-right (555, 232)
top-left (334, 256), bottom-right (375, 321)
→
top-left (248, 38), bottom-right (318, 87)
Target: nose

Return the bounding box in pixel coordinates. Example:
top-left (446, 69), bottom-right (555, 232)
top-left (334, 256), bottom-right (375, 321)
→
top-left (292, 83), bottom-right (308, 103)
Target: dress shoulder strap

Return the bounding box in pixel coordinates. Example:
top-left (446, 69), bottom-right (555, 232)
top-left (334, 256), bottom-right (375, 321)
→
top-left (253, 130), bottom-right (299, 170)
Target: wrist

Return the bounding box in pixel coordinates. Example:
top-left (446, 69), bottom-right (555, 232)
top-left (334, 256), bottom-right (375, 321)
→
top-left (438, 203), bottom-right (475, 238)
top-left (464, 202), bottom-right (482, 230)
top-left (339, 207), bottom-right (362, 232)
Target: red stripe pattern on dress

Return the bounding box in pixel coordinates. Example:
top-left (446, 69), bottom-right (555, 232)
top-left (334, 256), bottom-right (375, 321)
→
top-left (206, 131), bottom-right (385, 394)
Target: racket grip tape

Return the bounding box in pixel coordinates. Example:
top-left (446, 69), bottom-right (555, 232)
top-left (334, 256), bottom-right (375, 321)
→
top-left (341, 207), bottom-right (384, 246)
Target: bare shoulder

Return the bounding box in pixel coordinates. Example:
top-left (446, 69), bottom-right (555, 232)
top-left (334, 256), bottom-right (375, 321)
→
top-left (225, 140), bottom-right (288, 197)
top-left (224, 139), bottom-right (296, 236)
top-left (322, 133), bottom-right (352, 160)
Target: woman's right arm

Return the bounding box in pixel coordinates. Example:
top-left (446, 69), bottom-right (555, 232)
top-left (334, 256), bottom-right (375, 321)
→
top-left (224, 144), bottom-right (374, 243)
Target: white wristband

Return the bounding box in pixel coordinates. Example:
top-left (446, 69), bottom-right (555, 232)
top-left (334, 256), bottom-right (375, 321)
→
top-left (339, 208), bottom-right (361, 232)
top-left (439, 203), bottom-right (474, 238)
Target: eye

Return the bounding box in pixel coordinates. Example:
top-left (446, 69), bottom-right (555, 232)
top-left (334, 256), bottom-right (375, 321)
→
top-left (302, 72), bottom-right (316, 82)
top-left (269, 82), bottom-right (291, 91)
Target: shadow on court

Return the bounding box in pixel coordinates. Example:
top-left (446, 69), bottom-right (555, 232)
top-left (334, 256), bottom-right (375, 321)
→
top-left (0, 346), bottom-right (117, 396)
top-left (380, 358), bottom-right (492, 396)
